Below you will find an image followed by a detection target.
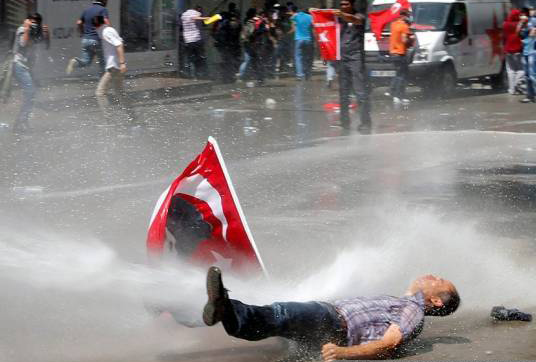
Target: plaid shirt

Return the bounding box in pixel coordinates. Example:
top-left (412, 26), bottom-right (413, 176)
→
top-left (332, 292), bottom-right (425, 346)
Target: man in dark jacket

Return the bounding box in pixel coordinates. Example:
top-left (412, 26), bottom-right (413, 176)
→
top-left (213, 3), bottom-right (242, 83)
top-left (334, 0), bottom-right (371, 132)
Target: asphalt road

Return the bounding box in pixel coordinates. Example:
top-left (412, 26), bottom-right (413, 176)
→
top-left (0, 77), bottom-right (535, 361)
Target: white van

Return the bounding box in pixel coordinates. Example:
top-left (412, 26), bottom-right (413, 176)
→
top-left (365, 0), bottom-right (510, 95)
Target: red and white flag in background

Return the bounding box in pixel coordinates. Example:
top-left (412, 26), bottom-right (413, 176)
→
top-left (368, 0), bottom-right (411, 40)
top-left (147, 137), bottom-right (266, 276)
top-left (311, 9), bottom-right (340, 61)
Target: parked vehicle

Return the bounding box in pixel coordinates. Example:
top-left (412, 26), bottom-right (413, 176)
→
top-left (365, 0), bottom-right (510, 95)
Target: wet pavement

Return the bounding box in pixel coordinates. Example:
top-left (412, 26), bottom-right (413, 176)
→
top-left (0, 77), bottom-right (535, 361)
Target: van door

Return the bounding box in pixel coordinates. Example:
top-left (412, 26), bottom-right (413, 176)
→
top-left (467, 1), bottom-right (507, 77)
top-left (443, 3), bottom-right (473, 78)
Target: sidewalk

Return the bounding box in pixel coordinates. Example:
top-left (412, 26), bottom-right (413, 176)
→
top-left (1, 61), bottom-right (328, 125)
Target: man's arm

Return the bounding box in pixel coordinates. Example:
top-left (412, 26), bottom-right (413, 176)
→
top-left (321, 324), bottom-right (403, 361)
top-left (334, 10), bottom-right (365, 25)
top-left (116, 43), bottom-right (127, 73)
top-left (20, 19), bottom-right (32, 47)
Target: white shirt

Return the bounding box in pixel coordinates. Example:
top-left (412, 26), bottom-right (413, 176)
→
top-left (181, 9), bottom-right (202, 43)
top-left (97, 25), bottom-right (123, 70)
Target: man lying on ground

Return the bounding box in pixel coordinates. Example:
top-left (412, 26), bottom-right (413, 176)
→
top-left (202, 267), bottom-right (460, 361)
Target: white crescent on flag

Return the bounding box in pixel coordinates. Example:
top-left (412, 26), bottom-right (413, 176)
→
top-left (146, 137), bottom-right (267, 277)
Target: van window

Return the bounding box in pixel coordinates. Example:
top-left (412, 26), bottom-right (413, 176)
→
top-left (366, 2), bottom-right (450, 32)
top-left (444, 3), bottom-right (468, 38)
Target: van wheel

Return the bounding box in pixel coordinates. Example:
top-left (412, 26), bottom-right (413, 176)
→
top-left (422, 64), bottom-right (457, 98)
top-left (437, 64), bottom-right (457, 97)
top-left (491, 64), bottom-right (507, 91)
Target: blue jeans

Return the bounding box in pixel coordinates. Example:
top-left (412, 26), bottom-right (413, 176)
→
top-left (76, 38), bottom-right (104, 71)
top-left (239, 51), bottom-right (251, 79)
top-left (295, 39), bottom-right (314, 78)
top-left (13, 62), bottom-right (35, 124)
top-left (223, 299), bottom-right (346, 347)
top-left (523, 54), bottom-right (536, 100)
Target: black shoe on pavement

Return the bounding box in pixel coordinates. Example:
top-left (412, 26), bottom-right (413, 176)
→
top-left (203, 266), bottom-right (229, 326)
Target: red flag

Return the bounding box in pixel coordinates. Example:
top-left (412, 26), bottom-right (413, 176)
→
top-left (369, 0), bottom-right (411, 40)
top-left (311, 9), bottom-right (340, 61)
top-left (147, 137), bottom-right (266, 276)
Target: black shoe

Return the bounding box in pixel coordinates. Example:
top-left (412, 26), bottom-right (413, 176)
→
top-left (202, 266), bottom-right (229, 326)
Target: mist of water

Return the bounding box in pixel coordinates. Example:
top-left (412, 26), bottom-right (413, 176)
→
top-left (0, 201), bottom-right (533, 361)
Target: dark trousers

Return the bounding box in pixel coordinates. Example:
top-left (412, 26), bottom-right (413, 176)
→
top-left (218, 46), bottom-right (241, 83)
top-left (338, 59), bottom-right (371, 128)
top-left (222, 299), bottom-right (346, 347)
top-left (184, 41), bottom-right (207, 78)
top-left (390, 54), bottom-right (409, 98)
top-left (244, 45), bottom-right (264, 83)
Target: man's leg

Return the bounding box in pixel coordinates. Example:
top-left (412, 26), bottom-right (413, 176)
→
top-left (505, 53), bottom-right (516, 94)
top-left (203, 267), bottom-right (345, 345)
top-left (13, 63), bottom-right (35, 131)
top-left (390, 55), bottom-right (402, 98)
top-left (111, 70), bottom-right (137, 122)
top-left (95, 70), bottom-right (113, 120)
top-left (528, 54), bottom-right (536, 100)
top-left (304, 40), bottom-right (314, 79)
top-left (522, 55), bottom-right (534, 101)
top-left (338, 61), bottom-right (352, 129)
top-left (295, 40), bottom-right (304, 79)
top-left (349, 59), bottom-right (371, 128)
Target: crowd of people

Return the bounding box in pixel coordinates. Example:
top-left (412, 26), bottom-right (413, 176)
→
top-left (180, 1), bottom-right (316, 85)
top-left (503, 7), bottom-right (536, 103)
top-left (5, 0), bottom-right (536, 135)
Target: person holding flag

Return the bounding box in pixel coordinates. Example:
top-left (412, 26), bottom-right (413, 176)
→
top-left (389, 9), bottom-right (415, 105)
top-left (334, 0), bottom-right (371, 132)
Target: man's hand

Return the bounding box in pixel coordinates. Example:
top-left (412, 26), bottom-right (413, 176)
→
top-left (334, 10), bottom-right (364, 24)
top-left (23, 19), bottom-right (33, 30)
top-left (322, 343), bottom-right (340, 362)
top-left (119, 63), bottom-right (127, 73)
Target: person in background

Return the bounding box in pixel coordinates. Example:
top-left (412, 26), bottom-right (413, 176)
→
top-left (181, 6), bottom-right (209, 79)
top-left (503, 9), bottom-right (524, 95)
top-left (93, 16), bottom-right (137, 124)
top-left (518, 7), bottom-right (536, 103)
top-left (290, 6), bottom-right (314, 80)
top-left (240, 8), bottom-right (267, 85)
top-left (66, 0), bottom-right (109, 75)
top-left (274, 5), bottom-right (293, 73)
top-left (213, 3), bottom-right (242, 83)
top-left (12, 13), bottom-right (49, 133)
top-left (259, 10), bottom-right (278, 78)
top-left (389, 9), bottom-right (415, 105)
top-left (202, 267), bottom-right (460, 361)
top-left (335, 0), bottom-right (371, 132)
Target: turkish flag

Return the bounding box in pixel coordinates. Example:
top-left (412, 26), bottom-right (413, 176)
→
top-left (311, 9), bottom-right (340, 61)
top-left (369, 0), bottom-right (411, 40)
top-left (147, 137), bottom-right (266, 276)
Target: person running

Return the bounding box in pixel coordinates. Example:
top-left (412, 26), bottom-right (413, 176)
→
top-left (335, 0), bottom-right (371, 132)
top-left (202, 267), bottom-right (460, 361)
top-left (93, 16), bottom-right (137, 123)
top-left (66, 0), bottom-right (110, 75)
top-left (12, 13), bottom-right (49, 133)
top-left (389, 9), bottom-right (415, 105)
top-left (290, 6), bottom-right (314, 80)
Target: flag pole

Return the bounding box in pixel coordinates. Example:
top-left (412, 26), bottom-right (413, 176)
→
top-left (207, 136), bottom-right (269, 278)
